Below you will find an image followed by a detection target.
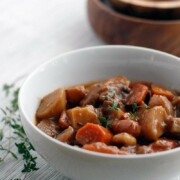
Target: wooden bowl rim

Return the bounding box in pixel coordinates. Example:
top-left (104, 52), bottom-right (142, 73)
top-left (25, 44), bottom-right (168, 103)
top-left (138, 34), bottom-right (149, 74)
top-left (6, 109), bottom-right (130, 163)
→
top-left (115, 0), bottom-right (180, 9)
top-left (91, 0), bottom-right (180, 24)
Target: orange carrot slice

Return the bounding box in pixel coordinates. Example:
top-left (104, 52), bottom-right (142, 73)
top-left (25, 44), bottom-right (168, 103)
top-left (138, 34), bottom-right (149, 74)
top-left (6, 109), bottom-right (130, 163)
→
top-left (127, 84), bottom-right (149, 105)
top-left (75, 123), bottom-right (113, 145)
top-left (151, 84), bottom-right (174, 100)
top-left (83, 142), bottom-right (129, 155)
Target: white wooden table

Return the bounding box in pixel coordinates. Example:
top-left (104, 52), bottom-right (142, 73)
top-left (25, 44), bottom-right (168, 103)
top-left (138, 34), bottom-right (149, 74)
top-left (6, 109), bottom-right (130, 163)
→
top-left (0, 0), bottom-right (103, 179)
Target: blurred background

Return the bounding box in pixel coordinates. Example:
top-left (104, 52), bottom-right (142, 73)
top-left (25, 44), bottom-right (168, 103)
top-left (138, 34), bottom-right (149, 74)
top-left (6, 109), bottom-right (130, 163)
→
top-left (0, 0), bottom-right (103, 88)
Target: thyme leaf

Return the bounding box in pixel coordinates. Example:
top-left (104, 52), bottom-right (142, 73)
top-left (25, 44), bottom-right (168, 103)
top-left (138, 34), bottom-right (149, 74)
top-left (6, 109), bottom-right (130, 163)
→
top-left (129, 102), bottom-right (150, 120)
top-left (102, 95), bottom-right (110, 101)
top-left (146, 105), bottom-right (150, 110)
top-left (132, 102), bottom-right (138, 112)
top-left (0, 83), bottom-right (39, 173)
top-left (107, 101), bottom-right (118, 111)
top-left (0, 129), bottom-right (3, 141)
top-left (3, 84), bottom-right (14, 96)
top-left (130, 112), bottom-right (137, 119)
top-left (99, 116), bottom-right (110, 128)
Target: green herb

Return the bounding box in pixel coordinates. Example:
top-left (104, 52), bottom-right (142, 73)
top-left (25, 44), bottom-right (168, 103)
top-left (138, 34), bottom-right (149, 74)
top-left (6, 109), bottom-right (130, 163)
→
top-left (3, 84), bottom-right (14, 96)
top-left (15, 143), bottom-right (38, 172)
top-left (132, 102), bottom-right (150, 111)
top-left (11, 88), bottom-right (19, 112)
top-left (99, 116), bottom-right (110, 128)
top-left (132, 102), bottom-right (138, 112)
top-left (108, 89), bottom-right (116, 97)
top-left (0, 84), bottom-right (39, 173)
top-left (106, 122), bottom-right (111, 128)
top-left (130, 112), bottom-right (137, 119)
top-left (129, 102), bottom-right (150, 120)
top-left (99, 116), bottom-right (107, 124)
top-left (102, 95), bottom-right (110, 101)
top-left (108, 89), bottom-right (113, 93)
top-left (107, 101), bottom-right (118, 111)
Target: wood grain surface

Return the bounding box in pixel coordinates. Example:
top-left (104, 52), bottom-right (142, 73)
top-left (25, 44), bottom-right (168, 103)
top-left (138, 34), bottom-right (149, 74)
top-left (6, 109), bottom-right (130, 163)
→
top-left (88, 0), bottom-right (180, 56)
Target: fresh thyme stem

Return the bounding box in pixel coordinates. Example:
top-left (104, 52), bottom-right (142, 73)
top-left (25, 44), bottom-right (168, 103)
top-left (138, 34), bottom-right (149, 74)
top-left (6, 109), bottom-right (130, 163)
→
top-left (0, 83), bottom-right (39, 173)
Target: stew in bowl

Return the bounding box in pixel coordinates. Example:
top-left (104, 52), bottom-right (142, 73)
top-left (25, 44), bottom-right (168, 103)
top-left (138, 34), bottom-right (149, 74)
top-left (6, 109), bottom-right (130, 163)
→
top-left (36, 75), bottom-right (180, 155)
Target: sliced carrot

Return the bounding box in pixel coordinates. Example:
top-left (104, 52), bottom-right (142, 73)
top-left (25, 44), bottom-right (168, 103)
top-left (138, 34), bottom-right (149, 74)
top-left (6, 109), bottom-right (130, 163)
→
top-left (127, 84), bottom-right (149, 105)
top-left (151, 84), bottom-right (174, 100)
top-left (83, 142), bottom-right (129, 155)
top-left (75, 123), bottom-right (113, 145)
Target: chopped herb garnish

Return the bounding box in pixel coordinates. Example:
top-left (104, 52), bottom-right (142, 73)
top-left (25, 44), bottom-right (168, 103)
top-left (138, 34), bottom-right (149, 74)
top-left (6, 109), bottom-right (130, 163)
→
top-left (106, 122), bottom-right (111, 128)
top-left (132, 102), bottom-right (150, 111)
top-left (129, 102), bottom-right (150, 120)
top-left (102, 95), bottom-right (110, 101)
top-left (108, 89), bottom-right (116, 97)
top-left (132, 102), bottom-right (138, 112)
top-left (0, 84), bottom-right (39, 173)
top-left (99, 116), bottom-right (110, 128)
top-left (107, 101), bottom-right (118, 111)
top-left (99, 117), bottom-right (107, 124)
top-left (130, 112), bottom-right (137, 119)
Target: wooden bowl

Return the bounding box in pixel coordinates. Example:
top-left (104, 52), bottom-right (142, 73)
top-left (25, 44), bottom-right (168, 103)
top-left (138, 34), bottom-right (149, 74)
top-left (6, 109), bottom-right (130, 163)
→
top-left (87, 0), bottom-right (180, 56)
top-left (110, 0), bottom-right (180, 19)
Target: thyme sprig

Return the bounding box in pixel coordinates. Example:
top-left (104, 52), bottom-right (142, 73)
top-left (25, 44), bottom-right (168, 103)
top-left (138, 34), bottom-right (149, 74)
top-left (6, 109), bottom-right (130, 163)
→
top-left (132, 102), bottom-right (150, 112)
top-left (129, 102), bottom-right (150, 120)
top-left (99, 116), bottom-right (111, 128)
top-left (102, 95), bottom-right (110, 101)
top-left (0, 84), bottom-right (39, 173)
top-left (132, 102), bottom-right (138, 112)
top-left (107, 101), bottom-right (118, 111)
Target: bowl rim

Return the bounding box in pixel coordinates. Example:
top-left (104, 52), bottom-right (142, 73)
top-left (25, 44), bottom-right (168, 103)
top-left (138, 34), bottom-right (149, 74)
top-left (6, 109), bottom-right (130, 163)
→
top-left (92, 0), bottom-right (180, 24)
top-left (19, 45), bottom-right (180, 159)
top-left (113, 0), bottom-right (180, 9)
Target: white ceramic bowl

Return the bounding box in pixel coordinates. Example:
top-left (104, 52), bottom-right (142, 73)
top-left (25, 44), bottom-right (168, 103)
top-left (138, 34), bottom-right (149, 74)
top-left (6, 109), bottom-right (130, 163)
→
top-left (19, 46), bottom-right (180, 180)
